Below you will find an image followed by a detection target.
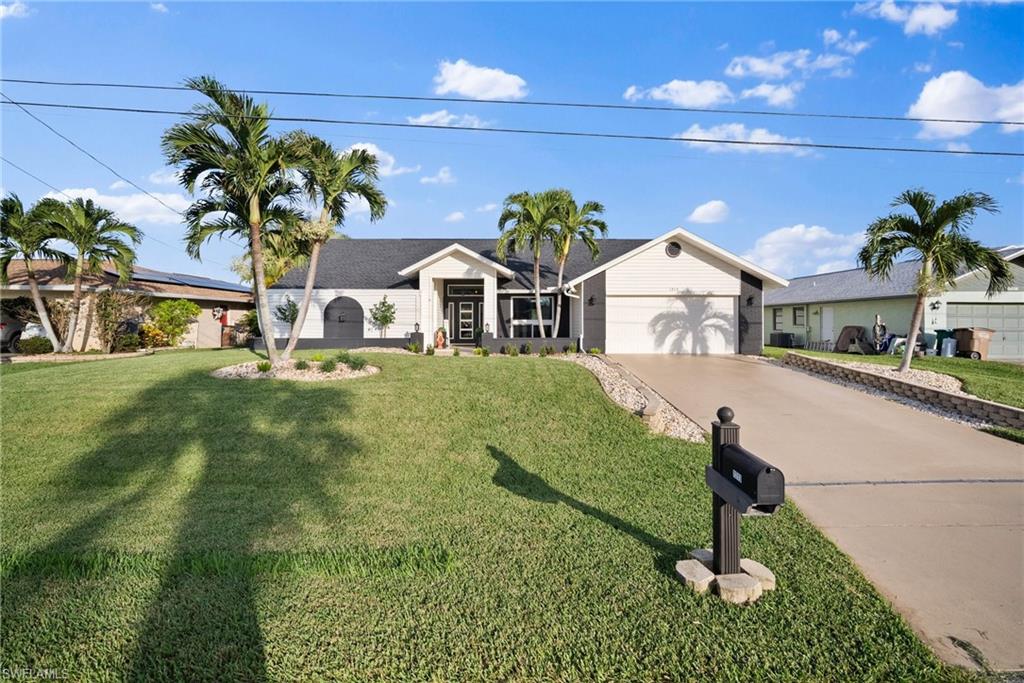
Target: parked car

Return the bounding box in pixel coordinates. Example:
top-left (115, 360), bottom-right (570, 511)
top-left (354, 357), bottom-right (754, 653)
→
top-left (1, 313), bottom-right (26, 352)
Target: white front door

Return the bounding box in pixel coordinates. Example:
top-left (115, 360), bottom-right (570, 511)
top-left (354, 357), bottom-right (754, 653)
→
top-left (821, 306), bottom-right (834, 343)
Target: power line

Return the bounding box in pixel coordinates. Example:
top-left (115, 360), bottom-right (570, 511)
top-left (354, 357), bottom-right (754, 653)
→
top-left (3, 76), bottom-right (1022, 127)
top-left (0, 154), bottom-right (238, 271)
top-left (5, 99), bottom-right (1023, 158)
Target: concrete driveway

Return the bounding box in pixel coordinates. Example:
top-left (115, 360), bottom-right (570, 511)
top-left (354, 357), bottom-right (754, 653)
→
top-left (611, 354), bottom-right (1024, 672)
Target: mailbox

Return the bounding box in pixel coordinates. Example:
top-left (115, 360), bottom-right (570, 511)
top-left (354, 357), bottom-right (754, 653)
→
top-left (720, 444), bottom-right (784, 514)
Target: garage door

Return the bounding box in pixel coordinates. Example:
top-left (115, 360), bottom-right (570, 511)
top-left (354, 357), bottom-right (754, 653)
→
top-left (605, 296), bottom-right (737, 354)
top-left (947, 303), bottom-right (1023, 360)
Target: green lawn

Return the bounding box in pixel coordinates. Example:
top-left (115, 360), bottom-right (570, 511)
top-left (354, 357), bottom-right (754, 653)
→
top-left (762, 345), bottom-right (1024, 409)
top-left (1, 350), bottom-right (973, 681)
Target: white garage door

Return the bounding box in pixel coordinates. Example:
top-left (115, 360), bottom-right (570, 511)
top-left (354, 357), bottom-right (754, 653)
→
top-left (946, 303), bottom-right (1023, 360)
top-left (605, 295), bottom-right (737, 354)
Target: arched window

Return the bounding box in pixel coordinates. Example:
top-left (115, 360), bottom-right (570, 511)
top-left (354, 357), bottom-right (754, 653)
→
top-left (323, 297), bottom-right (364, 339)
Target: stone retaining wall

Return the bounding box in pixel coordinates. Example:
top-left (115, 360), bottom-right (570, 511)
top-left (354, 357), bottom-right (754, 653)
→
top-left (783, 352), bottom-right (1024, 431)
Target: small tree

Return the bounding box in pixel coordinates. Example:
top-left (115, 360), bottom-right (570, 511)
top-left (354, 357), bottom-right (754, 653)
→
top-left (95, 288), bottom-right (148, 353)
top-left (274, 297), bottom-right (299, 331)
top-left (369, 295), bottom-right (396, 338)
top-left (149, 298), bottom-right (201, 346)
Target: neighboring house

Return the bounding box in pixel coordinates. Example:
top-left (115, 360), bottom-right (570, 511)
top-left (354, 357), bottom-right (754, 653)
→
top-left (764, 245), bottom-right (1024, 360)
top-left (2, 260), bottom-right (253, 351)
top-left (267, 228), bottom-right (788, 354)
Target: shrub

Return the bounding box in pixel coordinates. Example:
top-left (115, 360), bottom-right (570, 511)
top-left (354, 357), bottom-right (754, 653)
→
top-left (19, 337), bottom-right (53, 355)
top-left (139, 322), bottom-right (170, 348)
top-left (406, 342), bottom-right (420, 354)
top-left (112, 333), bottom-right (140, 353)
top-left (453, 347), bottom-right (460, 357)
top-left (96, 289), bottom-right (147, 353)
top-left (564, 342), bottom-right (578, 354)
top-left (294, 359), bottom-right (309, 370)
top-left (481, 347), bottom-right (490, 357)
top-left (256, 360), bottom-right (272, 373)
top-left (319, 358), bottom-right (337, 373)
top-left (310, 352), bottom-right (326, 362)
top-left (149, 299), bottom-right (201, 346)
top-left (522, 342), bottom-right (532, 355)
top-left (238, 310), bottom-right (260, 337)
top-left (588, 347), bottom-right (602, 355)
top-left (473, 347), bottom-right (484, 356)
top-left (334, 349), bottom-right (351, 364)
top-left (345, 354), bottom-right (368, 371)
top-left (369, 295), bottom-right (397, 338)
top-left (274, 297), bottom-right (298, 328)
top-left (425, 345), bottom-right (435, 356)
top-left (504, 344), bottom-right (519, 357)
top-left (539, 346), bottom-right (548, 357)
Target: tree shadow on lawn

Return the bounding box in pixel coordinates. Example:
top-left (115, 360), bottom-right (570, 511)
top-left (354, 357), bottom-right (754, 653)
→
top-left (487, 446), bottom-right (690, 579)
top-left (3, 370), bottom-right (359, 681)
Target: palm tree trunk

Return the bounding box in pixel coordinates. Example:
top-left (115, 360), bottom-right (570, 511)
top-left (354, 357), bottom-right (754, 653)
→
top-left (62, 253), bottom-right (85, 353)
top-left (898, 293), bottom-right (926, 372)
top-left (552, 258), bottom-right (566, 339)
top-left (282, 217), bottom-right (327, 361)
top-left (248, 200), bottom-right (279, 364)
top-left (24, 260), bottom-right (60, 349)
top-left (533, 256), bottom-right (546, 339)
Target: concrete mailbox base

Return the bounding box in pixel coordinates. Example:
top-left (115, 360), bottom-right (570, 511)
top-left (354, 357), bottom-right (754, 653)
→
top-left (675, 549), bottom-right (777, 604)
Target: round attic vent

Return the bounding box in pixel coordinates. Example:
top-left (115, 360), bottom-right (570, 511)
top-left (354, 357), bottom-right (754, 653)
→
top-left (665, 241), bottom-right (683, 258)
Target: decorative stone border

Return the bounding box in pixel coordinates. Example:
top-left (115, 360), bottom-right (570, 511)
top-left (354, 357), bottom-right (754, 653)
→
top-left (783, 352), bottom-right (1024, 431)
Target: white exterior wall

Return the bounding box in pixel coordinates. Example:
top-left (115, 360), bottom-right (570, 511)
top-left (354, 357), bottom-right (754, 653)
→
top-left (606, 295), bottom-right (737, 354)
top-left (415, 252), bottom-right (498, 337)
top-left (606, 239), bottom-right (740, 296)
top-left (265, 288), bottom-right (420, 339)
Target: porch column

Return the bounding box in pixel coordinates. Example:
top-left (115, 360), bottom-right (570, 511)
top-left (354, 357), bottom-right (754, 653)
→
top-left (484, 274), bottom-right (498, 337)
top-left (418, 272), bottom-right (434, 340)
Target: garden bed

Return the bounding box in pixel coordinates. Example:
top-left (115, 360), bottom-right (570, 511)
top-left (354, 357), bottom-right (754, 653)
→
top-left (212, 359), bottom-right (379, 382)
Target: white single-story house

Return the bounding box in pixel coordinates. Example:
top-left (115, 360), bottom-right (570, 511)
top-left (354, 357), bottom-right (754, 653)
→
top-left (764, 245), bottom-right (1024, 360)
top-left (266, 228), bottom-right (788, 354)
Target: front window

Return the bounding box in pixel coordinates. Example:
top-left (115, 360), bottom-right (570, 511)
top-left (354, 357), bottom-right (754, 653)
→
top-left (772, 308), bottom-right (783, 331)
top-left (511, 296), bottom-right (553, 337)
top-left (793, 306), bottom-right (806, 327)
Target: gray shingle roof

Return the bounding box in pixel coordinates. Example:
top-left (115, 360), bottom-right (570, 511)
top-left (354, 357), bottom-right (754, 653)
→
top-left (271, 238), bottom-right (648, 290)
top-left (765, 245), bottom-right (1023, 306)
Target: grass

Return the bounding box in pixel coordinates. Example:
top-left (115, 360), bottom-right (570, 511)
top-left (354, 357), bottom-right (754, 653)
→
top-left (762, 345), bottom-right (1024, 409)
top-left (0, 350), bottom-right (975, 681)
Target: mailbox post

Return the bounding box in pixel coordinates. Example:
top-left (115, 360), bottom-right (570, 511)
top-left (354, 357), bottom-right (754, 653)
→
top-left (711, 407), bottom-right (741, 575)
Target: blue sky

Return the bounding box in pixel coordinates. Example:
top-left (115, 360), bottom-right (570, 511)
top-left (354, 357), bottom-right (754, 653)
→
top-left (2, 1), bottom-right (1021, 283)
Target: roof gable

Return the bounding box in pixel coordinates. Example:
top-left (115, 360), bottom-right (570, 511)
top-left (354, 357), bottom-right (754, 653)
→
top-left (396, 243), bottom-right (514, 278)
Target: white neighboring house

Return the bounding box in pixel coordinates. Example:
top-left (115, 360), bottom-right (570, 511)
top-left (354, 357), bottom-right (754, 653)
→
top-left (265, 228), bottom-right (788, 354)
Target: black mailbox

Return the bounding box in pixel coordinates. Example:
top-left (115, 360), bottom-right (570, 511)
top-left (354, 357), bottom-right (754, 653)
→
top-left (720, 444), bottom-right (784, 514)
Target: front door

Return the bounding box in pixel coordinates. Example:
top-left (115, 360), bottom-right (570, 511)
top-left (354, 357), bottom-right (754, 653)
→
top-left (821, 306), bottom-right (834, 343)
top-left (456, 301), bottom-right (477, 342)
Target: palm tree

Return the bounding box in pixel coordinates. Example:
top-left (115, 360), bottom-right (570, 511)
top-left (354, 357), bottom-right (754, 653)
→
top-left (858, 189), bottom-right (1011, 372)
top-left (496, 190), bottom-right (565, 338)
top-left (162, 75), bottom-right (304, 364)
top-left (552, 194), bottom-right (607, 336)
top-left (0, 194), bottom-right (69, 348)
top-left (48, 198), bottom-right (140, 352)
top-left (281, 134), bottom-right (386, 360)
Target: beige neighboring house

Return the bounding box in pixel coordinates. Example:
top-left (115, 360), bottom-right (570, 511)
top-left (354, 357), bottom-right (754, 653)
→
top-left (2, 260), bottom-right (253, 351)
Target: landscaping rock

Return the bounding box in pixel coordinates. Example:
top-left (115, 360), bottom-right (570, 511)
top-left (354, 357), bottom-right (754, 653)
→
top-left (688, 548), bottom-right (713, 569)
top-left (715, 573), bottom-right (763, 605)
top-left (211, 360), bottom-right (379, 382)
top-left (674, 559), bottom-right (715, 593)
top-left (740, 558), bottom-right (776, 591)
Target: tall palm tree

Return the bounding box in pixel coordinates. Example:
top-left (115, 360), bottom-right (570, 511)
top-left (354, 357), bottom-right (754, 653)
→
top-left (858, 188), bottom-right (1011, 372)
top-left (281, 134), bottom-right (386, 360)
top-left (0, 194), bottom-right (69, 348)
top-left (497, 190), bottom-right (565, 338)
top-left (552, 194), bottom-right (607, 336)
top-left (162, 75), bottom-right (304, 364)
top-left (49, 198), bottom-right (140, 352)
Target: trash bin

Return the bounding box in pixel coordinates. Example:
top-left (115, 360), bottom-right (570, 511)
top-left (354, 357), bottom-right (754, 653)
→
top-left (941, 337), bottom-right (957, 357)
top-left (935, 329), bottom-right (954, 352)
top-left (952, 327), bottom-right (995, 360)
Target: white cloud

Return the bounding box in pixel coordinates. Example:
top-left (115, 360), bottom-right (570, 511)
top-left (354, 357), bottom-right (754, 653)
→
top-left (854, 1), bottom-right (957, 36)
top-left (406, 109), bottom-right (489, 128)
top-left (822, 28), bottom-right (871, 55)
top-left (739, 82), bottom-right (804, 107)
top-left (343, 142), bottom-right (420, 177)
top-left (675, 123), bottom-right (814, 156)
top-left (913, 62), bottom-right (933, 73)
top-left (109, 180), bottom-right (131, 190)
top-left (716, 42), bottom-right (730, 51)
top-left (433, 59), bottom-right (527, 100)
top-left (1008, 172), bottom-right (1024, 185)
top-left (147, 167), bottom-right (180, 185)
top-left (743, 224), bottom-right (864, 277)
top-left (475, 203), bottom-right (498, 212)
top-left (947, 40), bottom-right (964, 49)
top-left (725, 49), bottom-right (852, 80)
top-left (686, 200), bottom-right (730, 224)
top-left (945, 141), bottom-right (971, 152)
top-left (149, 2), bottom-right (168, 13)
top-left (907, 70), bottom-right (1024, 138)
top-left (420, 166), bottom-right (456, 185)
top-left (44, 187), bottom-right (189, 225)
top-left (623, 79), bottom-right (735, 107)
top-left (443, 211), bottom-right (465, 223)
top-left (0, 1), bottom-right (29, 20)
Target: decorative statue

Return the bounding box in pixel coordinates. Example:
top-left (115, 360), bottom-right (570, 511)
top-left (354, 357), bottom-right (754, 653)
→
top-left (872, 314), bottom-right (887, 353)
top-left (435, 326), bottom-right (447, 349)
